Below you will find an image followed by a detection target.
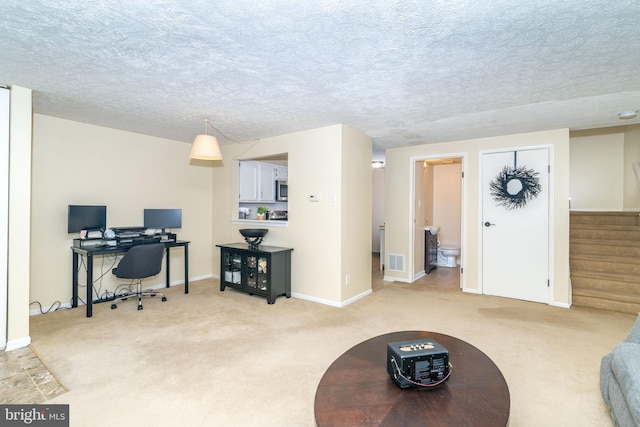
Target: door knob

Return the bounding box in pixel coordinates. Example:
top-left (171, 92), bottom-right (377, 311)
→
top-left (484, 221), bottom-right (495, 227)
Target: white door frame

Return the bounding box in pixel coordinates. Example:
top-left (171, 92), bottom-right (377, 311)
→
top-left (409, 152), bottom-right (467, 290)
top-left (0, 87), bottom-right (9, 349)
top-left (478, 144), bottom-right (555, 302)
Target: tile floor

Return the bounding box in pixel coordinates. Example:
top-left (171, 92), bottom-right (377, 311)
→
top-left (0, 346), bottom-right (67, 404)
top-left (372, 253), bottom-right (461, 292)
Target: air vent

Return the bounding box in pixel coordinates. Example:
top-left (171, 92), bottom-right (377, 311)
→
top-left (388, 254), bottom-right (405, 272)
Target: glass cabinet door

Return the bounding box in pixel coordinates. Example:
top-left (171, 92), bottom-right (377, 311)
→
top-left (246, 255), bottom-right (268, 290)
top-left (223, 251), bottom-right (242, 284)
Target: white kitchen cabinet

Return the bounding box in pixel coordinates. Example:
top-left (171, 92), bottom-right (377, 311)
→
top-left (239, 161), bottom-right (276, 203)
top-left (275, 165), bottom-right (288, 181)
top-left (258, 162), bottom-right (276, 202)
top-left (239, 161), bottom-right (259, 202)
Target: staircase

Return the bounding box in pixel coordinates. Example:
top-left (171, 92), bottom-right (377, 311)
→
top-left (570, 211), bottom-right (640, 314)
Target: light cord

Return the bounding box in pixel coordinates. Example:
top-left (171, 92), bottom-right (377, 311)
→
top-left (205, 118), bottom-right (254, 144)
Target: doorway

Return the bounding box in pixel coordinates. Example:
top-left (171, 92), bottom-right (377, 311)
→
top-left (412, 155), bottom-right (464, 290)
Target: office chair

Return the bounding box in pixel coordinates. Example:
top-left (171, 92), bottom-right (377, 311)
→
top-left (111, 243), bottom-right (167, 311)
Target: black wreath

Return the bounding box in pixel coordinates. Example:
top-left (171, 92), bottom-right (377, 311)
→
top-left (489, 165), bottom-right (541, 210)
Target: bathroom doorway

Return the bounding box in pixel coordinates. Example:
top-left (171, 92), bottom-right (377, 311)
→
top-left (412, 155), bottom-right (464, 290)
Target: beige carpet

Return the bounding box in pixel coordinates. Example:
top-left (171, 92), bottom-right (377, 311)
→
top-left (28, 269), bottom-right (635, 426)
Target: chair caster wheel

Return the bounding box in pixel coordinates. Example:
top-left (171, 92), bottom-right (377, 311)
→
top-left (161, 297), bottom-right (167, 302)
top-left (138, 305), bottom-right (143, 310)
top-left (111, 304), bottom-right (117, 309)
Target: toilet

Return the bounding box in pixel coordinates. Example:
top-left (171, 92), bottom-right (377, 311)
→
top-left (437, 247), bottom-right (460, 268)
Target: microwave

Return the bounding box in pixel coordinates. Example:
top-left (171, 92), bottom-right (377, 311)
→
top-left (276, 180), bottom-right (288, 201)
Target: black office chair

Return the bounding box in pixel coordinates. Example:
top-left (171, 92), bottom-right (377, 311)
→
top-left (111, 243), bottom-right (167, 310)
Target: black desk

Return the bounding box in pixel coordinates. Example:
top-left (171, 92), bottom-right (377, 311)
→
top-left (71, 240), bottom-right (190, 317)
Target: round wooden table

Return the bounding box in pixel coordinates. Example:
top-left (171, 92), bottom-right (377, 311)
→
top-left (314, 331), bottom-right (510, 427)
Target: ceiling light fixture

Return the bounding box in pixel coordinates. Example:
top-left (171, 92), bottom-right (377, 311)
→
top-left (372, 161), bottom-right (385, 169)
top-left (189, 119), bottom-right (223, 160)
top-left (618, 110), bottom-right (638, 120)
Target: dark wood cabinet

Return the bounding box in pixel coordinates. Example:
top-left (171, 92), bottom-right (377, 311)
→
top-left (217, 243), bottom-right (292, 304)
top-left (425, 230), bottom-right (438, 274)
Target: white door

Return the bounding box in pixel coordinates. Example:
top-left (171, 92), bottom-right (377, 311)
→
top-left (482, 148), bottom-right (549, 303)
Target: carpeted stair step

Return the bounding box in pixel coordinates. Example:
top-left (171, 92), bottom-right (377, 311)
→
top-left (570, 239), bottom-right (640, 256)
top-left (569, 211), bottom-right (640, 314)
top-left (570, 270), bottom-right (639, 294)
top-left (570, 211), bottom-right (640, 226)
top-left (572, 293), bottom-right (640, 314)
top-left (570, 227), bottom-right (640, 241)
top-left (569, 254), bottom-right (640, 275)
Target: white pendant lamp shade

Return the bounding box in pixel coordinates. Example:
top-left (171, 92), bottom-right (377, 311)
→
top-left (189, 134), bottom-right (222, 160)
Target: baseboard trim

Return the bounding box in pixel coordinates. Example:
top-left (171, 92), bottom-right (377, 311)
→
top-left (384, 275), bottom-right (411, 283)
top-left (550, 301), bottom-right (571, 309)
top-left (29, 275), bottom-right (216, 316)
top-left (30, 302), bottom-right (72, 316)
top-left (292, 289), bottom-right (372, 308)
top-left (5, 336), bottom-right (31, 351)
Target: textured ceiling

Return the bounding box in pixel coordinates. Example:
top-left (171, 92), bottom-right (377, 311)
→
top-left (2, 0), bottom-right (640, 154)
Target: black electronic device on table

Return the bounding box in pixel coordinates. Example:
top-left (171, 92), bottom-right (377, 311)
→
top-left (387, 339), bottom-right (451, 389)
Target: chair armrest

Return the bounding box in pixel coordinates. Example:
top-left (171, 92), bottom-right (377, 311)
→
top-left (624, 314), bottom-right (640, 344)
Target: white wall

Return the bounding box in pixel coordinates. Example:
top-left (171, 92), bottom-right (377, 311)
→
top-left (212, 124), bottom-right (372, 306)
top-left (413, 162), bottom-right (427, 277)
top-left (0, 87), bottom-right (8, 349)
top-left (570, 131), bottom-right (624, 210)
top-left (341, 125), bottom-right (373, 302)
top-left (7, 86), bottom-right (32, 350)
top-left (372, 168), bottom-right (384, 253)
top-left (433, 163), bottom-right (462, 248)
top-left (28, 119), bottom-right (372, 312)
top-left (30, 115), bottom-right (214, 310)
top-left (623, 125), bottom-right (640, 209)
top-left (384, 129), bottom-right (571, 307)
top-left (569, 125), bottom-right (640, 211)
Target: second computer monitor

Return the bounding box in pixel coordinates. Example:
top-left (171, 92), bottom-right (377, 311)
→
top-left (143, 208), bottom-right (182, 233)
top-left (68, 205), bottom-right (107, 233)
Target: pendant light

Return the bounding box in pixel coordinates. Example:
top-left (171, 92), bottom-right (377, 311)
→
top-left (189, 119), bottom-right (223, 160)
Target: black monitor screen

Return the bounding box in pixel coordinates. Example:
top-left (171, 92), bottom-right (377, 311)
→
top-left (68, 205), bottom-right (107, 233)
top-left (144, 209), bottom-right (182, 230)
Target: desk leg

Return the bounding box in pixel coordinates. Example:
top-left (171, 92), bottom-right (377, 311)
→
top-left (86, 254), bottom-right (93, 318)
top-left (184, 244), bottom-right (189, 294)
top-left (72, 252), bottom-right (79, 308)
top-left (165, 247), bottom-right (171, 288)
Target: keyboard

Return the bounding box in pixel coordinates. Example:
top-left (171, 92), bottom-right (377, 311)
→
top-left (111, 226), bottom-right (145, 234)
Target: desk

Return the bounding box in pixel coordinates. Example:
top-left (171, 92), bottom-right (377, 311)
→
top-left (314, 331), bottom-right (510, 427)
top-left (71, 240), bottom-right (190, 317)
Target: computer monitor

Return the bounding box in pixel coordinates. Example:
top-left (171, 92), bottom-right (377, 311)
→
top-left (143, 208), bottom-right (182, 233)
top-left (68, 205), bottom-right (107, 233)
